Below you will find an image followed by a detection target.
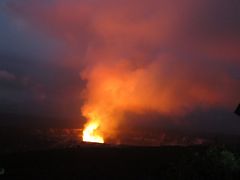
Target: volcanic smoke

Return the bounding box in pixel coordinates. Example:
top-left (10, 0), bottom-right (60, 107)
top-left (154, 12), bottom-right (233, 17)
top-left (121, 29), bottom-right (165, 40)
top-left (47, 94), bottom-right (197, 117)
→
top-left (80, 59), bottom-right (238, 143)
top-left (9, 0), bottom-right (240, 144)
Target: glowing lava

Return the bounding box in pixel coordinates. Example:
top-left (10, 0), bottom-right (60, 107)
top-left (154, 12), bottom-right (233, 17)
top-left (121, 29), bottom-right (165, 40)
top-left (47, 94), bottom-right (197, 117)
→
top-left (82, 122), bottom-right (104, 143)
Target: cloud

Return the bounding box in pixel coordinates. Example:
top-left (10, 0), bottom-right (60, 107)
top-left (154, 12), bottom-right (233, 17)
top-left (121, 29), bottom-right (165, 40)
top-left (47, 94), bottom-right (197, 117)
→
top-left (0, 70), bottom-right (16, 81)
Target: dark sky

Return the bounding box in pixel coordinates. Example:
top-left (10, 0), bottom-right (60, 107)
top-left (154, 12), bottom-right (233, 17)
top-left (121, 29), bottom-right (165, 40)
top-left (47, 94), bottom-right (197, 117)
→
top-left (0, 0), bottom-right (240, 134)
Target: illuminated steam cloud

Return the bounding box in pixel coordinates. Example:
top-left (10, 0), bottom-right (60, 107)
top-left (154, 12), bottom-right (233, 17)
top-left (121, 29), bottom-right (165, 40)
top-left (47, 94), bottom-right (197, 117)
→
top-left (8, 0), bottom-right (240, 142)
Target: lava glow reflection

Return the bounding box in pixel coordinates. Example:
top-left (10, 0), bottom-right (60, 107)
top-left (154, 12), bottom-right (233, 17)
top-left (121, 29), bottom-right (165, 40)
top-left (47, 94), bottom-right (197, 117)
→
top-left (82, 122), bottom-right (104, 143)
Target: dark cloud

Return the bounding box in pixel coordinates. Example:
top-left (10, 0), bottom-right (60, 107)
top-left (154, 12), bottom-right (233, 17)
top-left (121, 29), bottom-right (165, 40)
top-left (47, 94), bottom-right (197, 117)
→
top-left (0, 70), bottom-right (16, 81)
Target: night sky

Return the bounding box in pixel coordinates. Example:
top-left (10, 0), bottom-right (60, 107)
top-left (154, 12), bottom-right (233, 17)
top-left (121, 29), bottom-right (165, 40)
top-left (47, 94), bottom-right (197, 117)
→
top-left (0, 0), bottom-right (240, 135)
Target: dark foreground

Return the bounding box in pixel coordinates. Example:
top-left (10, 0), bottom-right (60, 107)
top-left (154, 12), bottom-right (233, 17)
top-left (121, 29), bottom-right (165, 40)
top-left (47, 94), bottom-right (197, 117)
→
top-left (0, 144), bottom-right (240, 180)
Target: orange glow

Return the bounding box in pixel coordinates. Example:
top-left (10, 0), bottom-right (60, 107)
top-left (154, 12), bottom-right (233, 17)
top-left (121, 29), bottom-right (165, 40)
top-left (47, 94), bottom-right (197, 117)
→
top-left (83, 121), bottom-right (104, 143)
top-left (11, 0), bottom-right (240, 145)
top-left (80, 59), bottom-right (238, 143)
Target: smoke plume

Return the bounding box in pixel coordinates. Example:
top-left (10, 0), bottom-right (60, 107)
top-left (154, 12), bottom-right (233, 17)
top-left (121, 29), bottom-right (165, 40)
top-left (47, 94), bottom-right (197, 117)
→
top-left (7, 0), bottom-right (240, 141)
